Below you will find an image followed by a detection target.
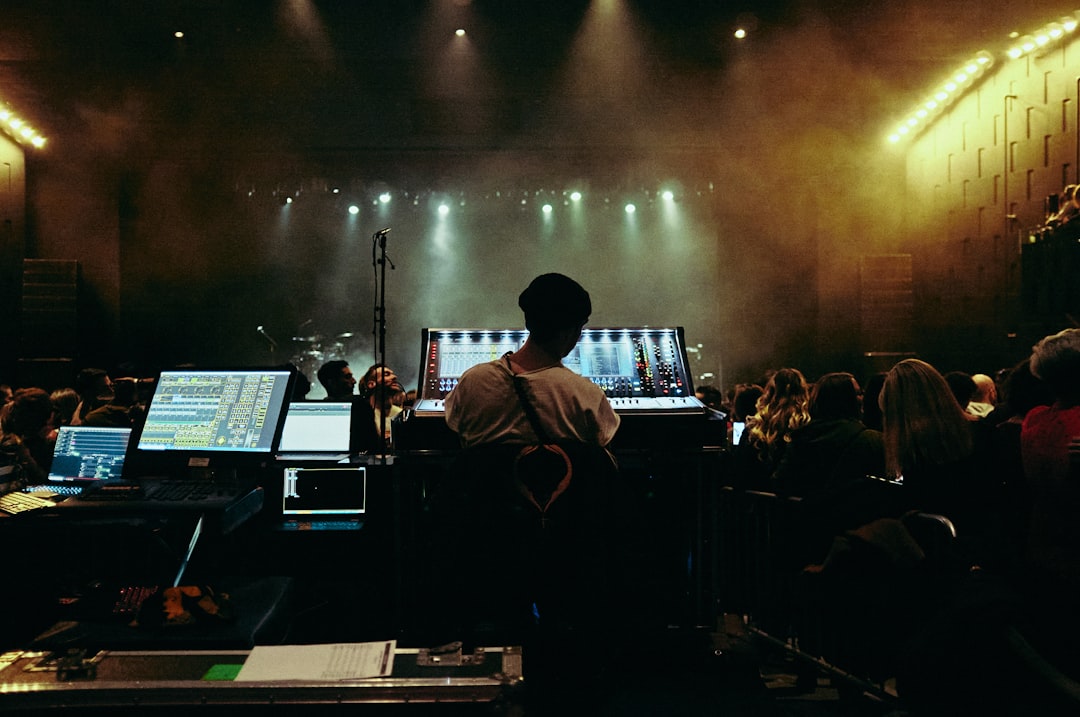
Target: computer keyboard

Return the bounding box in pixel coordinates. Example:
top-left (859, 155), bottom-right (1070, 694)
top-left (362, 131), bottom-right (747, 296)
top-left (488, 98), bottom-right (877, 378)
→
top-left (144, 481), bottom-right (219, 501)
top-left (0, 491), bottom-right (56, 514)
top-left (75, 480), bottom-right (240, 502)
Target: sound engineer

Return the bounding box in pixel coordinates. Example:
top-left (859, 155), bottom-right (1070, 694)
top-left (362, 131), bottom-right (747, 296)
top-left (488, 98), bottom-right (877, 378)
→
top-left (444, 272), bottom-right (619, 447)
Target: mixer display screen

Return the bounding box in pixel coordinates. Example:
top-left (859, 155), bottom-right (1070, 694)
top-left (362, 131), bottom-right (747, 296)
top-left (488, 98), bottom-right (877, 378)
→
top-left (415, 327), bottom-right (702, 414)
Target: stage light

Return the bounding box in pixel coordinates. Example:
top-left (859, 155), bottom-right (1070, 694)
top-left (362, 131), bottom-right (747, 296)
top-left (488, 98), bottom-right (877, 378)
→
top-left (734, 28), bottom-right (746, 39)
top-left (542, 203), bottom-right (553, 214)
top-left (570, 191), bottom-right (582, 202)
top-left (348, 204), bottom-right (360, 215)
top-left (379, 192), bottom-right (391, 203)
top-left (438, 204), bottom-right (450, 216)
top-left (455, 28), bottom-right (466, 37)
top-left (624, 204), bottom-right (636, 214)
top-left (662, 190), bottom-right (674, 201)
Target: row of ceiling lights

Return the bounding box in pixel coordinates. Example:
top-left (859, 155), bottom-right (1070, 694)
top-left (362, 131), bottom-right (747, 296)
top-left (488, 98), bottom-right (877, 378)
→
top-left (888, 12), bottom-right (1080, 144)
top-left (0, 101), bottom-right (46, 149)
top-left (273, 188), bottom-right (682, 215)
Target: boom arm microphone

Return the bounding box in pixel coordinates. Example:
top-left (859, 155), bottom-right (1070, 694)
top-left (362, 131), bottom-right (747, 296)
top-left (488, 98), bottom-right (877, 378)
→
top-left (256, 325), bottom-right (278, 349)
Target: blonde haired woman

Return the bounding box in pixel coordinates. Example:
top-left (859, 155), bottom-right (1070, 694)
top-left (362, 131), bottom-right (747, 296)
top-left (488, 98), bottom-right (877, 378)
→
top-left (734, 367), bottom-right (812, 488)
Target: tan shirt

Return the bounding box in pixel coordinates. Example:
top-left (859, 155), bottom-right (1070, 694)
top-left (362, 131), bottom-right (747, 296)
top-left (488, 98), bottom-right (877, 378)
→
top-left (445, 357), bottom-right (620, 448)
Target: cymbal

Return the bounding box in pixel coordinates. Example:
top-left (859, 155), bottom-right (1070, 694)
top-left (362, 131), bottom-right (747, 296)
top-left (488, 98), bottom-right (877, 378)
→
top-left (292, 335), bottom-right (322, 343)
top-left (337, 332), bottom-right (358, 339)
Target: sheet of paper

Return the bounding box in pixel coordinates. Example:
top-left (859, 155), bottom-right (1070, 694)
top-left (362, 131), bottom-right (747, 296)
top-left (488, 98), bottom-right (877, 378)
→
top-left (234, 641), bottom-right (396, 681)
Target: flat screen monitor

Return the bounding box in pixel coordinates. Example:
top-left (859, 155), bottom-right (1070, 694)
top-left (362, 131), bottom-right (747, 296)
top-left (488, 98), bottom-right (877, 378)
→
top-left (47, 425), bottom-right (132, 484)
top-left (277, 401), bottom-right (353, 455)
top-left (281, 465), bottom-right (366, 517)
top-left (133, 368), bottom-right (294, 468)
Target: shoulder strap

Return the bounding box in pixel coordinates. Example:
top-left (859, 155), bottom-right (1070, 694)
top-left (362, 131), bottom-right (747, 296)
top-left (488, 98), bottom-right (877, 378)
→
top-left (504, 355), bottom-right (554, 444)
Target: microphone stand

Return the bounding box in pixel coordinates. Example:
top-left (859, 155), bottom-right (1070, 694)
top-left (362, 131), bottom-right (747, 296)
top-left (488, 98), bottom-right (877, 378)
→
top-left (257, 325), bottom-right (278, 363)
top-left (372, 228), bottom-right (393, 461)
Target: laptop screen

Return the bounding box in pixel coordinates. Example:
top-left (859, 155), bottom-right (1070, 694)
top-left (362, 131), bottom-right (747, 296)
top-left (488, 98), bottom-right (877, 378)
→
top-left (47, 426), bottom-right (132, 483)
top-left (282, 466), bottom-right (366, 517)
top-left (278, 402), bottom-right (352, 453)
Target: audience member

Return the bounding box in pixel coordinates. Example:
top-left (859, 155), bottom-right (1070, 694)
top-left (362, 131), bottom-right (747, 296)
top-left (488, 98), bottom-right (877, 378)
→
top-left (879, 358), bottom-right (1003, 564)
top-left (316, 359), bottom-right (356, 401)
top-left (943, 370), bottom-right (978, 418)
top-left (49, 387), bottom-right (80, 430)
top-left (1016, 328), bottom-right (1080, 678)
top-left (286, 363), bottom-right (312, 401)
top-left (985, 358), bottom-right (1054, 573)
top-left (359, 363), bottom-right (397, 399)
top-left (967, 373), bottom-right (998, 418)
top-left (860, 372), bottom-right (886, 431)
top-left (0, 387), bottom-right (57, 485)
top-left (774, 372), bottom-right (885, 495)
top-left (1046, 183), bottom-right (1080, 225)
top-left (82, 376), bottom-right (143, 428)
top-left (731, 368), bottom-right (811, 489)
top-left (695, 384), bottom-right (724, 413)
top-left (729, 383), bottom-right (763, 448)
top-left (71, 368), bottom-right (113, 426)
top-left (360, 364), bottom-right (404, 447)
top-left (1020, 328), bottom-right (1080, 590)
top-left (772, 372), bottom-right (887, 567)
top-left (315, 359), bottom-right (381, 454)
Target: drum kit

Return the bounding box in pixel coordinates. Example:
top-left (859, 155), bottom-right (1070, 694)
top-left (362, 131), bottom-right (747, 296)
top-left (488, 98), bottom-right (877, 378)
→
top-left (290, 331), bottom-right (359, 379)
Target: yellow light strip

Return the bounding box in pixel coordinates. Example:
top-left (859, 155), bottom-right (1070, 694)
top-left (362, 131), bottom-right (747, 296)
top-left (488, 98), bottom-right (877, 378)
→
top-left (1007, 13), bottom-right (1080, 59)
top-left (887, 52), bottom-right (994, 144)
top-left (0, 101), bottom-right (47, 149)
top-left (887, 9), bottom-right (1080, 144)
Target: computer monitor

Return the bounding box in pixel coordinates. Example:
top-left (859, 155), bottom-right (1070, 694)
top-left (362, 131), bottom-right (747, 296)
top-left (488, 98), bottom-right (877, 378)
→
top-left (128, 367), bottom-right (295, 475)
top-left (277, 402), bottom-right (352, 455)
top-left (281, 465), bottom-right (366, 518)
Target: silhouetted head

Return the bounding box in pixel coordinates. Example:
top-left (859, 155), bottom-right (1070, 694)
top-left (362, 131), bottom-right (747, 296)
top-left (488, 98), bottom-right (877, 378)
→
top-left (1030, 327), bottom-right (1080, 404)
top-left (316, 359), bottom-right (355, 399)
top-left (810, 372), bottom-right (862, 422)
top-left (518, 273), bottom-right (591, 342)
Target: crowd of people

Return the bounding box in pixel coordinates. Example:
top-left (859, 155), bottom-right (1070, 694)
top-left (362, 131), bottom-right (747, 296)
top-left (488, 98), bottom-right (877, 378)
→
top-left (702, 329), bottom-right (1080, 701)
top-left (0, 366), bottom-right (157, 490)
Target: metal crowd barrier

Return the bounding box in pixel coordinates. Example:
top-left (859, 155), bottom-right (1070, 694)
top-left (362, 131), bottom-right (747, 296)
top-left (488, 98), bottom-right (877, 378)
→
top-left (714, 486), bottom-right (900, 699)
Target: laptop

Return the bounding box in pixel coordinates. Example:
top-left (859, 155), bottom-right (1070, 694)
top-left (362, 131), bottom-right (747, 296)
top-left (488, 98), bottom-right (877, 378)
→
top-left (276, 402), bottom-right (353, 461)
top-left (278, 465), bottom-right (367, 531)
top-left (46, 425), bottom-right (133, 489)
